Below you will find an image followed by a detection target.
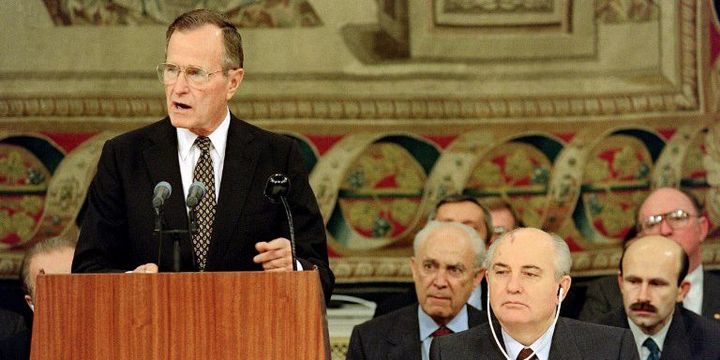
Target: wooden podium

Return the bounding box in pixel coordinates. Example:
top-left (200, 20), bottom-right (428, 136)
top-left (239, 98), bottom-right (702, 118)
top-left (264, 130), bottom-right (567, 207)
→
top-left (30, 270), bottom-right (329, 359)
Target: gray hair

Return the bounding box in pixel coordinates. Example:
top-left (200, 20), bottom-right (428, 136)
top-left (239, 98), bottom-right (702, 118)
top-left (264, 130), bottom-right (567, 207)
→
top-left (483, 227), bottom-right (571, 279)
top-left (20, 235), bottom-right (77, 296)
top-left (414, 220), bottom-right (486, 267)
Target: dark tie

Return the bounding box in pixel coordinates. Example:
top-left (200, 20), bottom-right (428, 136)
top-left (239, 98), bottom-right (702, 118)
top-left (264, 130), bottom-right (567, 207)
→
top-left (642, 338), bottom-right (660, 360)
top-left (431, 326), bottom-right (453, 337)
top-left (192, 136), bottom-right (216, 271)
top-left (517, 347), bottom-right (537, 360)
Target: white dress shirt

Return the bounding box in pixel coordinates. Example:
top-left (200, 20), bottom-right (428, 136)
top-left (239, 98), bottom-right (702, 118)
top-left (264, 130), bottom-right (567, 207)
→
top-left (418, 305), bottom-right (470, 360)
top-left (683, 265), bottom-right (703, 315)
top-left (176, 110), bottom-right (230, 203)
top-left (627, 311), bottom-right (672, 359)
top-left (501, 321), bottom-right (556, 360)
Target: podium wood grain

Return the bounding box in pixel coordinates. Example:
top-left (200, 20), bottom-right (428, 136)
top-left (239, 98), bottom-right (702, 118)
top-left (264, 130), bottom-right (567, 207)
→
top-left (31, 271), bottom-right (329, 359)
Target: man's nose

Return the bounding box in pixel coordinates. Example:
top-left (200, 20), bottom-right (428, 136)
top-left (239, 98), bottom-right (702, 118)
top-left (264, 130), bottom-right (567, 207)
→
top-left (637, 282), bottom-right (650, 301)
top-left (432, 269), bottom-right (449, 288)
top-left (505, 273), bottom-right (522, 293)
top-left (172, 70), bottom-right (191, 93)
top-left (659, 218), bottom-right (673, 235)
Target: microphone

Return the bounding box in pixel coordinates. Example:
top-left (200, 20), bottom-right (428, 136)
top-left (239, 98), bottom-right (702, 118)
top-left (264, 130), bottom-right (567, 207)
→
top-left (264, 174), bottom-right (290, 203)
top-left (152, 181), bottom-right (172, 209)
top-left (186, 181), bottom-right (207, 208)
top-left (264, 174), bottom-right (297, 271)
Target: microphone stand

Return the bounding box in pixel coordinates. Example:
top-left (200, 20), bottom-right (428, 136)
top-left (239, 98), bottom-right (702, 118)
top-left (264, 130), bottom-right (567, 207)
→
top-left (153, 208), bottom-right (194, 273)
top-left (279, 196), bottom-right (297, 271)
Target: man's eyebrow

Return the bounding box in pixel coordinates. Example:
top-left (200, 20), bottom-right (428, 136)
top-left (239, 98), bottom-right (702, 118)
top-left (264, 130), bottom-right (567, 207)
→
top-left (492, 263), bottom-right (510, 269)
top-left (520, 265), bottom-right (542, 272)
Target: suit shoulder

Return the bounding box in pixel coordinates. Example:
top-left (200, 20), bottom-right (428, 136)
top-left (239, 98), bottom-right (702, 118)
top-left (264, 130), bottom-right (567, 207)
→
top-left (679, 307), bottom-right (720, 338)
top-left (105, 118), bottom-right (170, 148)
top-left (353, 304), bottom-right (417, 334)
top-left (560, 317), bottom-right (630, 339)
top-left (232, 117), bottom-right (294, 147)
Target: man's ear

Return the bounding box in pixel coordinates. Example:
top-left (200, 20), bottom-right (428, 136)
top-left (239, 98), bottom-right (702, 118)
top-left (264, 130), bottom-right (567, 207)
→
top-left (558, 275), bottom-right (572, 303)
top-left (677, 280), bottom-right (691, 302)
top-left (225, 68), bottom-right (244, 100)
top-left (473, 268), bottom-right (485, 287)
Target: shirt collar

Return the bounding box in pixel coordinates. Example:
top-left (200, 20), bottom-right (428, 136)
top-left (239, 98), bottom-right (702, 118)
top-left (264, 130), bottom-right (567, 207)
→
top-left (627, 309), bottom-right (673, 356)
top-left (417, 304), bottom-right (469, 341)
top-left (501, 321), bottom-right (557, 360)
top-left (685, 264), bottom-right (703, 286)
top-left (176, 109), bottom-right (231, 160)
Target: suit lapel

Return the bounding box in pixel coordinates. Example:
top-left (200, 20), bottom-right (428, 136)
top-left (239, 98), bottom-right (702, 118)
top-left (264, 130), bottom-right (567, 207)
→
top-left (547, 318), bottom-right (583, 360)
top-left (141, 119), bottom-right (194, 270)
top-left (702, 271), bottom-right (720, 320)
top-left (661, 307), bottom-right (692, 359)
top-left (386, 307), bottom-right (422, 360)
top-left (205, 116), bottom-right (259, 268)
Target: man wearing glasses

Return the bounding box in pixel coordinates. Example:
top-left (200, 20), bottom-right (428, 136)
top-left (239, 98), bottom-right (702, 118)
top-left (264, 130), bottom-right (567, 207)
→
top-left (72, 9), bottom-right (334, 301)
top-left (580, 187), bottom-right (720, 323)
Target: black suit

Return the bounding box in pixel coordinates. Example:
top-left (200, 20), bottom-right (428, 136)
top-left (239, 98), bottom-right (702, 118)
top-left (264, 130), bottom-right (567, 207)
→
top-left (347, 304), bottom-right (486, 360)
top-left (579, 270), bottom-right (720, 323)
top-left (599, 305), bottom-right (720, 359)
top-left (72, 116), bottom-right (334, 300)
top-left (0, 309), bottom-right (29, 360)
top-left (430, 317), bottom-right (639, 360)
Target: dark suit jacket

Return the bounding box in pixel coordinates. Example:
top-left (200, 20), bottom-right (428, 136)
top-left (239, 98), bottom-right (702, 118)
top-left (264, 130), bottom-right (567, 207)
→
top-left (429, 317), bottom-right (638, 360)
top-left (579, 270), bottom-right (720, 323)
top-left (347, 304), bottom-right (487, 360)
top-left (72, 116), bottom-right (334, 300)
top-left (599, 305), bottom-right (720, 360)
top-left (0, 309), bottom-right (29, 360)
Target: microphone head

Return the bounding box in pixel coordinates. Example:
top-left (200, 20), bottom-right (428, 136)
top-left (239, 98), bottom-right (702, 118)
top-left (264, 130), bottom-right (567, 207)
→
top-left (152, 181), bottom-right (172, 208)
top-left (186, 181), bottom-right (207, 208)
top-left (264, 173), bottom-right (290, 203)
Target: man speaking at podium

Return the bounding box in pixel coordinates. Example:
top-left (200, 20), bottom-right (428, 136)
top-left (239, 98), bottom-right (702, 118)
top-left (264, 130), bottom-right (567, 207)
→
top-left (72, 9), bottom-right (334, 301)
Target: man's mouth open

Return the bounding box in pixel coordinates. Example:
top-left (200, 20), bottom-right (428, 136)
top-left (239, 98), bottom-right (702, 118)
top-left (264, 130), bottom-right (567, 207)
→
top-left (173, 101), bottom-right (192, 111)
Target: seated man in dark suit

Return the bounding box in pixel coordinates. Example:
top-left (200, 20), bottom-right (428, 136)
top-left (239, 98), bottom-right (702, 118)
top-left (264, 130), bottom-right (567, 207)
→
top-left (373, 194), bottom-right (492, 317)
top-left (0, 309), bottom-right (28, 360)
top-left (0, 235), bottom-right (77, 360)
top-left (347, 221), bottom-right (487, 360)
top-left (599, 235), bottom-right (720, 359)
top-left (430, 227), bottom-right (638, 360)
top-left (580, 187), bottom-right (720, 322)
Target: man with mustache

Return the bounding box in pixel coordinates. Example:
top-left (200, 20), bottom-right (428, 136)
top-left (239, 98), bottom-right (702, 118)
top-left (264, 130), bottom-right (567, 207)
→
top-left (347, 221), bottom-right (487, 360)
top-left (430, 228), bottom-right (638, 359)
top-left (599, 235), bottom-right (720, 359)
top-left (580, 187), bottom-right (720, 323)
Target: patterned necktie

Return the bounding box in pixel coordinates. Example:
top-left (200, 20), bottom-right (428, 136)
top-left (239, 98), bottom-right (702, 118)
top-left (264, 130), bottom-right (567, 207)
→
top-left (643, 338), bottom-right (660, 360)
top-left (191, 136), bottom-right (216, 271)
top-left (431, 326), bottom-right (453, 337)
top-left (517, 347), bottom-right (537, 360)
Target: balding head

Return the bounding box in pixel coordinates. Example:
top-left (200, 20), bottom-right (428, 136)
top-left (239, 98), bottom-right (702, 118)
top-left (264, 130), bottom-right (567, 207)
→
top-left (636, 187), bottom-right (707, 271)
top-left (618, 235), bottom-right (690, 335)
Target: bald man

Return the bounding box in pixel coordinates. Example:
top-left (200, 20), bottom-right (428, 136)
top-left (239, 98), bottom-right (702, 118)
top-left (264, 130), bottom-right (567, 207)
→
top-left (600, 235), bottom-right (720, 359)
top-left (580, 187), bottom-right (720, 322)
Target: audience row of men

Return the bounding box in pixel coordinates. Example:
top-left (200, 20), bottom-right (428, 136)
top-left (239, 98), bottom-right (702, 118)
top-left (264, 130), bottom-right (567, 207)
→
top-left (1, 187), bottom-right (719, 359)
top-left (348, 187), bottom-right (720, 360)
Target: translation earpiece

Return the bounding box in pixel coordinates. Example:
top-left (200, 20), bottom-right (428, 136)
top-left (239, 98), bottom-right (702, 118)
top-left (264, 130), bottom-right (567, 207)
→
top-left (558, 287), bottom-right (565, 301)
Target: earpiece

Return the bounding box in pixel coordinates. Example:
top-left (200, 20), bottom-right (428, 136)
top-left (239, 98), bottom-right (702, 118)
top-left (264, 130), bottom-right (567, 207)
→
top-left (558, 287), bottom-right (564, 301)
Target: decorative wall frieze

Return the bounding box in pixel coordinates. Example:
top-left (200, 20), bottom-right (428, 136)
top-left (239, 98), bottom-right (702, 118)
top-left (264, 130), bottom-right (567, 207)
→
top-left (0, 93), bottom-right (701, 121)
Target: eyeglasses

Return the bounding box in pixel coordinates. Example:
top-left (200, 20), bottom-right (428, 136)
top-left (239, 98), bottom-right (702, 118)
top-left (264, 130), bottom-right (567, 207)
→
top-left (637, 209), bottom-right (699, 233)
top-left (156, 63), bottom-right (224, 86)
top-left (493, 225), bottom-right (507, 236)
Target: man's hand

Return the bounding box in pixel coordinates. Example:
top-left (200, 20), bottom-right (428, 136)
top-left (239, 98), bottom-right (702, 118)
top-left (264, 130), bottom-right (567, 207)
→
top-left (132, 263), bottom-right (158, 273)
top-left (254, 238), bottom-right (293, 271)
